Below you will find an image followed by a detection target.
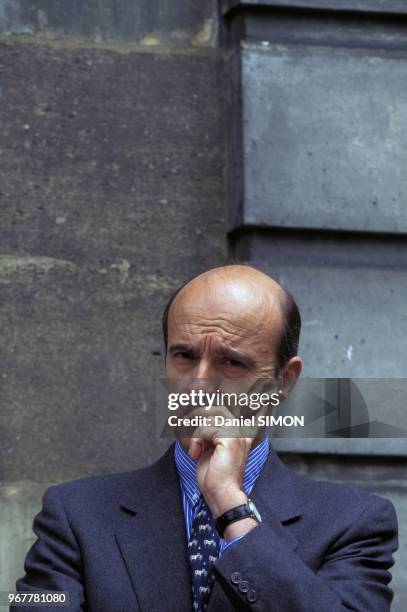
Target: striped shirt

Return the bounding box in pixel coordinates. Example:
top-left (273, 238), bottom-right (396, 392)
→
top-left (174, 437), bottom-right (270, 554)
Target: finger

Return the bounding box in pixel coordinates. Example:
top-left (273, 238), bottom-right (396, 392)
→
top-left (189, 437), bottom-right (205, 460)
top-left (189, 426), bottom-right (224, 460)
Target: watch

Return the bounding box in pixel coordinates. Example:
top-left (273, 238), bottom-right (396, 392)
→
top-left (215, 498), bottom-right (262, 538)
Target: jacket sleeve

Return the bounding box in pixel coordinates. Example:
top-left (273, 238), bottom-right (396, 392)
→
top-left (211, 495), bottom-right (398, 611)
top-left (13, 485), bottom-right (85, 612)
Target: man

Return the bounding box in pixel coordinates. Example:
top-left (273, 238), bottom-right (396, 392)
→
top-left (15, 265), bottom-right (398, 611)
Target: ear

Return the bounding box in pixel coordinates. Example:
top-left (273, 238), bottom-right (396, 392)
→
top-left (278, 356), bottom-right (302, 399)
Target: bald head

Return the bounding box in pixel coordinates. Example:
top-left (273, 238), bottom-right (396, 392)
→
top-left (163, 265), bottom-right (301, 378)
top-left (173, 265), bottom-right (284, 312)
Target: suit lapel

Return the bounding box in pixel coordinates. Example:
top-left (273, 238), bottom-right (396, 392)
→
top-left (249, 443), bottom-right (302, 551)
top-left (208, 443), bottom-right (303, 611)
top-left (114, 444), bottom-right (193, 612)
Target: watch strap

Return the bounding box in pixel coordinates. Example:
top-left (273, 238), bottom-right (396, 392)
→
top-left (215, 500), bottom-right (256, 538)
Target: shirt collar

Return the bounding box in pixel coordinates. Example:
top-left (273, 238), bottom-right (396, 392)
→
top-left (174, 437), bottom-right (270, 507)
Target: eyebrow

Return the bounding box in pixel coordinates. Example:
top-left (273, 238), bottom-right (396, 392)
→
top-left (168, 343), bottom-right (199, 357)
top-left (168, 343), bottom-right (256, 369)
top-left (220, 347), bottom-right (256, 369)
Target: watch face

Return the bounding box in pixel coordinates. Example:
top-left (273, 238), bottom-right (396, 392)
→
top-left (248, 499), bottom-right (262, 523)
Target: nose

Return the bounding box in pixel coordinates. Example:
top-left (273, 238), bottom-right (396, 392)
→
top-left (190, 357), bottom-right (221, 395)
top-left (195, 357), bottom-right (216, 379)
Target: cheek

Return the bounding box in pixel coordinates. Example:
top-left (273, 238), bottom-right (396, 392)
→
top-left (165, 357), bottom-right (179, 377)
top-left (165, 363), bottom-right (187, 383)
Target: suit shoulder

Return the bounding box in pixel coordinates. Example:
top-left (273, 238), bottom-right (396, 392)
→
top-left (283, 461), bottom-right (394, 519)
top-left (48, 461), bottom-right (156, 507)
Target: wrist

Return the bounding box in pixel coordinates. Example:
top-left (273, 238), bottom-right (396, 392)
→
top-left (206, 488), bottom-right (248, 519)
top-left (223, 517), bottom-right (258, 541)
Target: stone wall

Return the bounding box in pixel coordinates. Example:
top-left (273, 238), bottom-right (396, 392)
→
top-left (0, 0), bottom-right (405, 607)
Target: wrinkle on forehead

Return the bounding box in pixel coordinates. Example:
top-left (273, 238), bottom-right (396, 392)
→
top-left (169, 265), bottom-right (285, 343)
top-left (172, 312), bottom-right (262, 343)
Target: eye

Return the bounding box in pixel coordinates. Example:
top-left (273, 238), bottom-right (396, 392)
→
top-left (173, 351), bottom-right (192, 360)
top-left (224, 358), bottom-right (244, 368)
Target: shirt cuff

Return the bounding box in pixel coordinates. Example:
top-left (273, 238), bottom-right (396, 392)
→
top-left (219, 535), bottom-right (245, 555)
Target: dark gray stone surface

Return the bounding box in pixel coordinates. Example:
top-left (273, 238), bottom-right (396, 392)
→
top-left (227, 42), bottom-right (407, 233)
top-left (0, 0), bottom-right (219, 45)
top-left (222, 0), bottom-right (407, 14)
top-left (224, 12), bottom-right (407, 58)
top-left (0, 39), bottom-right (226, 481)
top-left (273, 439), bottom-right (407, 454)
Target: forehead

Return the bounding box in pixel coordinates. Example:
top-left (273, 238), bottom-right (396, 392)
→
top-left (168, 276), bottom-right (284, 346)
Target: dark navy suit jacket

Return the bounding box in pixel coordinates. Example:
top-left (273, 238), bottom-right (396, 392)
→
top-left (15, 443), bottom-right (398, 611)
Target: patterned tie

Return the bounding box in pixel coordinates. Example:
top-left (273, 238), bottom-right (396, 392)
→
top-left (187, 495), bottom-right (221, 611)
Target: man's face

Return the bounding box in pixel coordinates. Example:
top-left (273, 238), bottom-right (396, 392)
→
top-left (163, 267), bottom-right (302, 449)
top-left (165, 272), bottom-right (283, 383)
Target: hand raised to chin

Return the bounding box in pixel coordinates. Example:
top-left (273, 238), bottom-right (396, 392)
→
top-left (188, 422), bottom-right (252, 519)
